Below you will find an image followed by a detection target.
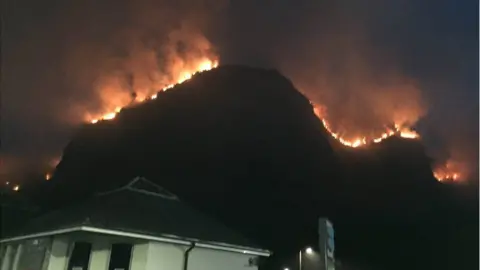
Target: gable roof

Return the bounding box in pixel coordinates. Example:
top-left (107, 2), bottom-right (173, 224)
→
top-left (99, 176), bottom-right (179, 200)
top-left (1, 177), bottom-right (270, 256)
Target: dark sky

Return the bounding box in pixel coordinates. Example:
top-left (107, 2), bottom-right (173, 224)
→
top-left (1, 0), bottom-right (478, 182)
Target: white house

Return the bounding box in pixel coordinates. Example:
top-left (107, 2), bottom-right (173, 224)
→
top-left (0, 177), bottom-right (270, 270)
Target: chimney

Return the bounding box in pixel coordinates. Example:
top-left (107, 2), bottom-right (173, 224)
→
top-left (318, 218), bottom-right (335, 270)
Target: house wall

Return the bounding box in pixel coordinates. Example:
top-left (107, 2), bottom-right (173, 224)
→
top-left (131, 242), bottom-right (150, 270)
top-left (145, 241), bottom-right (184, 270)
top-left (0, 233), bottom-right (130, 270)
top-left (1, 238), bottom-right (51, 270)
top-left (188, 246), bottom-right (258, 270)
top-left (0, 234), bottom-right (261, 270)
top-left (143, 241), bottom-right (258, 270)
top-left (48, 236), bottom-right (69, 270)
top-left (87, 236), bottom-right (110, 270)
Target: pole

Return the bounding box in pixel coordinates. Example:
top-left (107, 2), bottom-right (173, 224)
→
top-left (323, 240), bottom-right (328, 270)
top-left (298, 250), bottom-right (302, 270)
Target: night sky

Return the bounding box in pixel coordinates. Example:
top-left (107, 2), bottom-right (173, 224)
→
top-left (2, 0), bottom-right (478, 182)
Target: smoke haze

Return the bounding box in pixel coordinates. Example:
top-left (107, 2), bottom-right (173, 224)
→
top-left (279, 32), bottom-right (427, 139)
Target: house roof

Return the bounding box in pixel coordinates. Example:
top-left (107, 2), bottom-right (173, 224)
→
top-left (1, 177), bottom-right (270, 256)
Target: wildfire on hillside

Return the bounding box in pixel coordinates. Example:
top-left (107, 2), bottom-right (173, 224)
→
top-left (312, 104), bottom-right (420, 148)
top-left (41, 63), bottom-right (464, 186)
top-left (86, 59), bottom-right (219, 124)
top-left (433, 159), bottom-right (463, 183)
top-left (39, 58), bottom-right (219, 183)
top-left (312, 101), bottom-right (469, 183)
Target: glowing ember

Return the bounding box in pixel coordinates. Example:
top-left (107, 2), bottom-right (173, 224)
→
top-left (45, 173), bottom-right (52, 181)
top-left (433, 160), bottom-right (462, 182)
top-left (87, 59), bottom-right (219, 124)
top-left (13, 185), bottom-right (20, 191)
top-left (434, 171), bottom-right (460, 182)
top-left (395, 124), bottom-right (420, 139)
top-left (399, 130), bottom-right (420, 139)
top-left (314, 105), bottom-right (419, 148)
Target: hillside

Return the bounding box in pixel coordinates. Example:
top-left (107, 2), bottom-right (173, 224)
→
top-left (20, 66), bottom-right (478, 270)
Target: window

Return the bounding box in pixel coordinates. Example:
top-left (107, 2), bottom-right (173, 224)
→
top-left (67, 242), bottom-right (92, 270)
top-left (108, 243), bottom-right (133, 270)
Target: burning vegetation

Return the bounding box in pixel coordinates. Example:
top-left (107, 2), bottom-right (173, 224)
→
top-left (73, 61), bottom-right (456, 184)
top-left (21, 60), bottom-right (459, 187)
top-left (29, 56), bottom-right (219, 190)
top-left (4, 66), bottom-right (464, 190)
top-left (433, 159), bottom-right (464, 183)
top-left (87, 59), bottom-right (219, 124)
top-left (311, 101), bottom-right (463, 182)
top-left (313, 104), bottom-right (420, 148)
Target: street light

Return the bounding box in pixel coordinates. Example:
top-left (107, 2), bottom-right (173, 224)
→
top-left (299, 247), bottom-right (314, 270)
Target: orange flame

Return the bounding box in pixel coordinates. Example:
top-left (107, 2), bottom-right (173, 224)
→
top-left (43, 59), bottom-right (219, 180)
top-left (313, 105), bottom-right (419, 148)
top-left (433, 160), bottom-right (463, 182)
top-left (87, 59), bottom-right (219, 124)
top-left (312, 103), bottom-right (467, 184)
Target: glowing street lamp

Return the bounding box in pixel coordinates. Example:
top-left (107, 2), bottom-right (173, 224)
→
top-left (299, 247), bottom-right (314, 270)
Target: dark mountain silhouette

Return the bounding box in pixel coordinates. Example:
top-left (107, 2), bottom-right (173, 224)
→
top-left (18, 66), bottom-right (478, 270)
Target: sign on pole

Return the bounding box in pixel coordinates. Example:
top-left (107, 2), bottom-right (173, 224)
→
top-left (318, 218), bottom-right (335, 270)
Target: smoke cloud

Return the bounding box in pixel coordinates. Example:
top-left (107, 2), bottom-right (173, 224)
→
top-left (280, 38), bottom-right (426, 140)
top-left (272, 2), bottom-right (425, 138)
top-left (59, 0), bottom-right (223, 122)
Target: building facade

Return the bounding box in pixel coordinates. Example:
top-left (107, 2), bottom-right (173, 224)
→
top-left (0, 177), bottom-right (270, 270)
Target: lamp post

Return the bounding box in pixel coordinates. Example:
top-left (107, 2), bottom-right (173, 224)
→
top-left (299, 247), bottom-right (313, 270)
